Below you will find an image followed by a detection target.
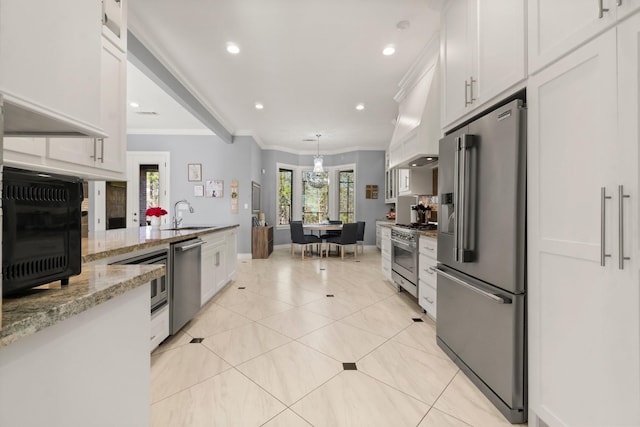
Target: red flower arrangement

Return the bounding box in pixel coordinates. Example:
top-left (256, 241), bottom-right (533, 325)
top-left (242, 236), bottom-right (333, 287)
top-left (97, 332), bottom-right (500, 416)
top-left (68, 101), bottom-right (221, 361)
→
top-left (146, 207), bottom-right (168, 217)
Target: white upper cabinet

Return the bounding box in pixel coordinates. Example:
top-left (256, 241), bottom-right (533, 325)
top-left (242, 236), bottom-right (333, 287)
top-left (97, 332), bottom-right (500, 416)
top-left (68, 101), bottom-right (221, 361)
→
top-left (102, 0), bottom-right (128, 51)
top-left (441, 0), bottom-right (526, 128)
top-left (0, 0), bottom-right (103, 135)
top-left (4, 3), bottom-right (127, 181)
top-left (528, 0), bottom-right (640, 74)
top-left (97, 37), bottom-right (126, 174)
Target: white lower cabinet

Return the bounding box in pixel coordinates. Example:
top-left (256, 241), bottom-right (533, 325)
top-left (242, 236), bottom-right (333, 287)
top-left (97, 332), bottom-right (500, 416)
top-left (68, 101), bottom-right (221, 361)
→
top-left (418, 236), bottom-right (437, 319)
top-left (380, 226), bottom-right (392, 281)
top-left (528, 18), bottom-right (639, 426)
top-left (225, 228), bottom-right (238, 282)
top-left (200, 232), bottom-right (227, 306)
top-left (150, 304), bottom-right (169, 352)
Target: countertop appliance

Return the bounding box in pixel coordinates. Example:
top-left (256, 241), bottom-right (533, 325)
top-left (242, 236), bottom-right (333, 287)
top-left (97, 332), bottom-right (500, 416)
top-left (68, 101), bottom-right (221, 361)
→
top-left (112, 249), bottom-right (169, 314)
top-left (2, 166), bottom-right (83, 295)
top-left (170, 238), bottom-right (204, 334)
top-left (437, 98), bottom-right (526, 423)
top-left (410, 205), bottom-right (419, 224)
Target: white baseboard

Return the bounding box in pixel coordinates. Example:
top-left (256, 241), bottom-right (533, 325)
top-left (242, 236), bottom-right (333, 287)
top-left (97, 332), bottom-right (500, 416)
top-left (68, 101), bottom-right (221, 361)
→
top-left (238, 253), bottom-right (252, 260)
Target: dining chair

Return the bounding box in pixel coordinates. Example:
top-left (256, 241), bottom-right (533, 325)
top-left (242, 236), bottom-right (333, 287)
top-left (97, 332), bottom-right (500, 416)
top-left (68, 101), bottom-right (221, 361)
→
top-left (356, 221), bottom-right (365, 254)
top-left (325, 222), bottom-right (358, 260)
top-left (290, 221), bottom-right (321, 259)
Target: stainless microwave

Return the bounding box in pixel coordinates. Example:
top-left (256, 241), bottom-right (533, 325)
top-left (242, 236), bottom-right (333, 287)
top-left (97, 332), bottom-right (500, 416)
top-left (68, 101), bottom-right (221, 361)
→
top-left (2, 167), bottom-right (83, 296)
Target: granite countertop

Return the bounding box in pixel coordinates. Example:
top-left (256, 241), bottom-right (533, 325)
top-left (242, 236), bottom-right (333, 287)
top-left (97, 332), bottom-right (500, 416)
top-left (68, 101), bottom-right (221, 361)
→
top-left (418, 230), bottom-right (438, 238)
top-left (83, 224), bottom-right (239, 263)
top-left (0, 264), bottom-right (164, 348)
top-left (1, 224), bottom-right (238, 348)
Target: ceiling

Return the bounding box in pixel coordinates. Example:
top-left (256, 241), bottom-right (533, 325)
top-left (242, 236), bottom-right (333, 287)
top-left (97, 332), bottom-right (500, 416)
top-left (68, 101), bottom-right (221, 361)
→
top-left (127, 0), bottom-right (442, 154)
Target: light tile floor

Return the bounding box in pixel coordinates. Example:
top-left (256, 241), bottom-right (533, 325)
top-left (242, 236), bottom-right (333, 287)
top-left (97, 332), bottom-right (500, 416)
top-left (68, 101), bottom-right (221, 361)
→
top-left (151, 247), bottom-right (528, 427)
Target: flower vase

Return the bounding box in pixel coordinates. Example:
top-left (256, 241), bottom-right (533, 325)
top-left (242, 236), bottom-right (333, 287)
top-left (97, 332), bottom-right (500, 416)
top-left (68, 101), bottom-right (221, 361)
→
top-left (150, 217), bottom-right (161, 230)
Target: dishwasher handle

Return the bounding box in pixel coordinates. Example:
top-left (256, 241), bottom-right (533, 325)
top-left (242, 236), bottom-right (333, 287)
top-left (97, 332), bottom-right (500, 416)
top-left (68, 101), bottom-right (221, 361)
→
top-left (176, 239), bottom-right (205, 251)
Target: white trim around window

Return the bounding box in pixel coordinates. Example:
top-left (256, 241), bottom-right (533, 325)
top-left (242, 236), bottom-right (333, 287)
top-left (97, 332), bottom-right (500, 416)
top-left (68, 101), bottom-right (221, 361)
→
top-left (276, 162), bottom-right (356, 230)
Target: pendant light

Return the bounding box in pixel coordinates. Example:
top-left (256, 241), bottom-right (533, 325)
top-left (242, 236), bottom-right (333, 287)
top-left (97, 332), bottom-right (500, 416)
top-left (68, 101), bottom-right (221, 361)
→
top-left (313, 134), bottom-right (324, 173)
top-left (309, 133), bottom-right (328, 188)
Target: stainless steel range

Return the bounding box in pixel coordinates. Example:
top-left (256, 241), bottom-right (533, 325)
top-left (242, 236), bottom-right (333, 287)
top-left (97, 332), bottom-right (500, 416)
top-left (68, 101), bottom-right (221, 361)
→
top-left (390, 225), bottom-right (421, 297)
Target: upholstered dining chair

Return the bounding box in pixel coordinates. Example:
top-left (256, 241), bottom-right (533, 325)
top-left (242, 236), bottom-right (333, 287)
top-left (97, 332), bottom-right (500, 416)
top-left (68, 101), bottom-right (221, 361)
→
top-left (325, 222), bottom-right (358, 260)
top-left (356, 221), bottom-right (366, 254)
top-left (290, 221), bottom-right (321, 259)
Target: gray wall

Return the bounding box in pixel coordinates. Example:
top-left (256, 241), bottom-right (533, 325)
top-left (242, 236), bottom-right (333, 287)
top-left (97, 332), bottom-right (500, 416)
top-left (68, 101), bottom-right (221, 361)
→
top-left (128, 134), bottom-right (388, 252)
top-left (128, 134), bottom-right (261, 255)
top-left (261, 149), bottom-right (389, 246)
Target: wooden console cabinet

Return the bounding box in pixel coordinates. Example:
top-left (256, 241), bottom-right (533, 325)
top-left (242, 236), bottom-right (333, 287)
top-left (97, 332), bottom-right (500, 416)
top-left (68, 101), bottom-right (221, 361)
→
top-left (252, 226), bottom-right (273, 259)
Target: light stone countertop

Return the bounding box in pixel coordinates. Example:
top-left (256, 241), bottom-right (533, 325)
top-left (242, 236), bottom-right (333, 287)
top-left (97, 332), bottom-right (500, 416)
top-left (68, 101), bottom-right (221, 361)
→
top-left (82, 224), bottom-right (239, 263)
top-left (0, 264), bottom-right (164, 348)
top-left (1, 224), bottom-right (239, 348)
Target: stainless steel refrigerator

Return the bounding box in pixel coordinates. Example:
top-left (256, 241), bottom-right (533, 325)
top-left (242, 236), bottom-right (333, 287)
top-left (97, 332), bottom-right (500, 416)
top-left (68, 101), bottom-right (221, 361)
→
top-left (437, 98), bottom-right (526, 424)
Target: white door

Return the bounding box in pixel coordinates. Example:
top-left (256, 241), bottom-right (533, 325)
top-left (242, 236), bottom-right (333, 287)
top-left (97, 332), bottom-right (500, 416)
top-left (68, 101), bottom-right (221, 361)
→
top-left (528, 27), bottom-right (639, 426)
top-left (126, 151), bottom-right (170, 228)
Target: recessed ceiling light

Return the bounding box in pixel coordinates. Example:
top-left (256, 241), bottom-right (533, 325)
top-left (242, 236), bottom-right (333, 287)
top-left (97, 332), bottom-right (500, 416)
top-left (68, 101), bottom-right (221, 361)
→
top-left (226, 43), bottom-right (240, 54)
top-left (426, 157), bottom-right (433, 160)
top-left (383, 46), bottom-right (396, 56)
top-left (255, 102), bottom-right (264, 110)
top-left (356, 103), bottom-right (365, 111)
top-left (129, 102), bottom-right (139, 108)
top-left (411, 163), bottom-right (418, 167)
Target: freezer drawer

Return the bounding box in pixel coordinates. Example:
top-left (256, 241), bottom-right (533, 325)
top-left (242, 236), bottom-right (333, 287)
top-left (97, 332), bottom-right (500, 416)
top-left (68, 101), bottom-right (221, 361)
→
top-left (436, 266), bottom-right (526, 423)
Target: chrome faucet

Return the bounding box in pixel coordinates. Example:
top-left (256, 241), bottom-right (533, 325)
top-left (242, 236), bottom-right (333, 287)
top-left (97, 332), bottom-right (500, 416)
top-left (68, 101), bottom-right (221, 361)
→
top-left (173, 199), bottom-right (194, 228)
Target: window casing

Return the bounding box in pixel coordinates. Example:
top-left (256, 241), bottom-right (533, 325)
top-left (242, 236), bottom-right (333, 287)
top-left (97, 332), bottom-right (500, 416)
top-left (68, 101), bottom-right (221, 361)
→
top-left (338, 170), bottom-right (355, 223)
top-left (278, 168), bottom-right (293, 225)
top-left (276, 163), bottom-right (356, 227)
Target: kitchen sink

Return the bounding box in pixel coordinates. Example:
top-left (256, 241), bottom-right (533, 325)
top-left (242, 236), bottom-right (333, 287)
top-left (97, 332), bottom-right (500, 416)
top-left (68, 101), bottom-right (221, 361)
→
top-left (164, 226), bottom-right (217, 231)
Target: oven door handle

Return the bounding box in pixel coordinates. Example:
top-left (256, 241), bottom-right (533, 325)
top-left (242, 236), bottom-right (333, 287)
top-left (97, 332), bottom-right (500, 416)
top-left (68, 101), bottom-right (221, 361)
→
top-left (436, 267), bottom-right (510, 304)
top-left (391, 239), bottom-right (416, 252)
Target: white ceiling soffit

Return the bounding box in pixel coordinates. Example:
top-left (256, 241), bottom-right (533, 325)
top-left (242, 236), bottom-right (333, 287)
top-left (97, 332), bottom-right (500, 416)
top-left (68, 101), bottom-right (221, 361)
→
top-left (127, 0), bottom-right (441, 154)
top-left (126, 61), bottom-right (214, 136)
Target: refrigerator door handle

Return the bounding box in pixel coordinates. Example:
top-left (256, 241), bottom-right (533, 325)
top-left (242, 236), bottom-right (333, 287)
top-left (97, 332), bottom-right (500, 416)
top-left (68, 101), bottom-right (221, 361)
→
top-left (458, 134), bottom-right (474, 262)
top-left (601, 187), bottom-right (612, 266)
top-left (453, 137), bottom-right (461, 262)
top-left (618, 185), bottom-right (630, 269)
top-left (437, 268), bottom-right (511, 304)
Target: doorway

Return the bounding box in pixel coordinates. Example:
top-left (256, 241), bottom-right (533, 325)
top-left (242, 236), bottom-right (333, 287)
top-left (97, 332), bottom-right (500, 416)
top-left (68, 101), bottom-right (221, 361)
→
top-left (126, 151), bottom-right (170, 228)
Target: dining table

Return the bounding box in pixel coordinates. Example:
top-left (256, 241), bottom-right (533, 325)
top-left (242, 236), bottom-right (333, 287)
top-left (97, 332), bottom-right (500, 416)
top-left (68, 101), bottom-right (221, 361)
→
top-left (303, 223), bottom-right (343, 236)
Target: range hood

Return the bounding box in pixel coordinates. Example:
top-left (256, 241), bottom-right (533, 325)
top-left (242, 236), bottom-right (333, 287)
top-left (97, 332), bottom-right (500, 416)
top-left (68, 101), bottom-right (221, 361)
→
top-left (1, 95), bottom-right (107, 138)
top-left (388, 39), bottom-right (440, 169)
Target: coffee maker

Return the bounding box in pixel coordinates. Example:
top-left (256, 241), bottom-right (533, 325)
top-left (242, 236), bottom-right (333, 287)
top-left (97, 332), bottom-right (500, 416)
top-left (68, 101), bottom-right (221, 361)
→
top-left (410, 205), bottom-right (419, 224)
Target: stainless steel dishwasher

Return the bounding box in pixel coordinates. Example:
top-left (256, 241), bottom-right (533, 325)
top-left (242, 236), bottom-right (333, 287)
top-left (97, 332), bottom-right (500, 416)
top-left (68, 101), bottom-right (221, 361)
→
top-left (170, 238), bottom-right (204, 334)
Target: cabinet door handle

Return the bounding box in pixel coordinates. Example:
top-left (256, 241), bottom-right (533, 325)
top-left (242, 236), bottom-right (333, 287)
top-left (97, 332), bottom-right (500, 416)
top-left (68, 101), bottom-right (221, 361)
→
top-left (464, 80), bottom-right (471, 106)
top-left (598, 0), bottom-right (610, 18)
top-left (90, 138), bottom-right (97, 160)
top-left (98, 138), bottom-right (104, 163)
top-left (618, 185), bottom-right (630, 269)
top-left (601, 187), bottom-right (612, 266)
top-left (469, 76), bottom-right (476, 103)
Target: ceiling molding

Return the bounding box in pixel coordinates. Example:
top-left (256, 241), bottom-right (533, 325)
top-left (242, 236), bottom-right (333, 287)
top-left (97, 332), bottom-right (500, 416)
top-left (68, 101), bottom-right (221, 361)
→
top-left (263, 144), bottom-right (387, 156)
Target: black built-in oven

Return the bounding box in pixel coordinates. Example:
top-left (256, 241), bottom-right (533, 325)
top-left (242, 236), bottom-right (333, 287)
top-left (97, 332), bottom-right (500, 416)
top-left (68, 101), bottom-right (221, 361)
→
top-left (2, 167), bottom-right (83, 296)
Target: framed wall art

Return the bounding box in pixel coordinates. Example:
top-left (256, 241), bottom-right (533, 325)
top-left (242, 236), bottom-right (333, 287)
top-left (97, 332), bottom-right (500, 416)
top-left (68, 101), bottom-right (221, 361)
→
top-left (206, 179), bottom-right (224, 198)
top-left (188, 163), bottom-right (202, 182)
